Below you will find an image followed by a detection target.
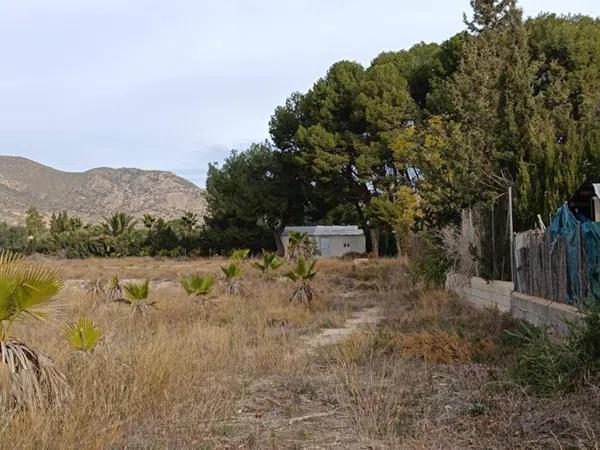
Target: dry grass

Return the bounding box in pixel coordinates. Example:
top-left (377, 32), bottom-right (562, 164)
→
top-left (3, 256), bottom-right (600, 449)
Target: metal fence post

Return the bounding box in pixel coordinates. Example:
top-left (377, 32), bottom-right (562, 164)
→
top-left (508, 187), bottom-right (515, 283)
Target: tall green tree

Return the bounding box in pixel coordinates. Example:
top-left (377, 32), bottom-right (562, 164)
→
top-left (100, 212), bottom-right (137, 237)
top-left (25, 206), bottom-right (45, 238)
top-left (272, 59), bottom-right (415, 255)
top-left (205, 142), bottom-right (310, 255)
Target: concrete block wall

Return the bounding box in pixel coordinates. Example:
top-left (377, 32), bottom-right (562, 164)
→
top-left (511, 292), bottom-right (582, 336)
top-left (464, 277), bottom-right (513, 313)
top-left (446, 272), bottom-right (581, 336)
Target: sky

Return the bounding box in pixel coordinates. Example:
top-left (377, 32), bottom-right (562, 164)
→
top-left (1, 1), bottom-right (599, 187)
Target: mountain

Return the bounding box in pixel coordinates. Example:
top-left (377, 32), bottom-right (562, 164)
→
top-left (0, 156), bottom-right (206, 226)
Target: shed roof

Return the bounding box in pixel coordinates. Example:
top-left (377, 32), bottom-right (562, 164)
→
top-left (282, 225), bottom-right (364, 237)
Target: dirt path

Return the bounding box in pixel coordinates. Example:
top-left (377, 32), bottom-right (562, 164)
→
top-left (304, 306), bottom-right (384, 350)
top-left (222, 305), bottom-right (387, 449)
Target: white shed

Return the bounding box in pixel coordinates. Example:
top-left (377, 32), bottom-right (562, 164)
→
top-left (281, 225), bottom-right (366, 258)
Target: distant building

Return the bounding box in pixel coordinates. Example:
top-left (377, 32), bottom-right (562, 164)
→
top-left (281, 225), bottom-right (366, 258)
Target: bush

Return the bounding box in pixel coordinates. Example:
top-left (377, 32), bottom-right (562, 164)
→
top-left (510, 302), bottom-right (600, 396)
top-left (407, 231), bottom-right (450, 287)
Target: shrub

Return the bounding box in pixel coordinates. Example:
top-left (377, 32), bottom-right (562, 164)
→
top-left (406, 231), bottom-right (450, 287)
top-left (508, 303), bottom-right (600, 396)
top-left (508, 324), bottom-right (577, 396)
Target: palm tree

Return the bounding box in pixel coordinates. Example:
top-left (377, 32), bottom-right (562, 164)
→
top-left (0, 251), bottom-right (70, 411)
top-left (287, 231), bottom-right (316, 261)
top-left (230, 248), bottom-right (250, 261)
top-left (283, 257), bottom-right (318, 304)
top-left (180, 212), bottom-right (199, 236)
top-left (251, 251), bottom-right (283, 279)
top-left (221, 262), bottom-right (244, 296)
top-left (100, 212), bottom-right (137, 237)
top-left (142, 214), bottom-right (156, 229)
top-left (121, 279), bottom-right (155, 311)
top-left (179, 274), bottom-right (214, 301)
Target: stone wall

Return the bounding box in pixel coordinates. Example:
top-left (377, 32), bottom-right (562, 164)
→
top-left (446, 273), bottom-right (582, 336)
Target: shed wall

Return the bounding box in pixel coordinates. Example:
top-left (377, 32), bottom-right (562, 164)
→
top-left (281, 234), bottom-right (365, 257)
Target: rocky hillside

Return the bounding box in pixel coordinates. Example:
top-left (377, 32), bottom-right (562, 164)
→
top-left (0, 156), bottom-right (206, 226)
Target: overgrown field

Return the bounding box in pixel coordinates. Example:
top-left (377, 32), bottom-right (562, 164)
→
top-left (2, 257), bottom-right (600, 449)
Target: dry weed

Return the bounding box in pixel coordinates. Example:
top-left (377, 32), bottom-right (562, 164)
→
top-left (394, 330), bottom-right (472, 363)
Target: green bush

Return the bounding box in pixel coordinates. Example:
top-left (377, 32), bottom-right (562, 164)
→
top-left (510, 302), bottom-right (600, 396)
top-left (407, 231), bottom-right (450, 287)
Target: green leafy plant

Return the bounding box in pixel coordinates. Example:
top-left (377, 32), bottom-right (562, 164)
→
top-left (287, 231), bottom-right (316, 261)
top-left (508, 323), bottom-right (576, 396)
top-left (230, 248), bottom-right (250, 261)
top-left (251, 251), bottom-right (283, 279)
top-left (180, 274), bottom-right (215, 300)
top-left (0, 251), bottom-right (70, 411)
top-left (283, 257), bottom-right (318, 303)
top-left (221, 262), bottom-right (244, 296)
top-left (121, 279), bottom-right (155, 311)
top-left (506, 302), bottom-right (600, 397)
top-left (63, 317), bottom-right (103, 352)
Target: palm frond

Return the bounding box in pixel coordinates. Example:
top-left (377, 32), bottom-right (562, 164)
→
top-left (285, 257), bottom-right (318, 304)
top-left (123, 279), bottom-right (149, 301)
top-left (63, 317), bottom-right (103, 352)
top-left (0, 339), bottom-right (71, 412)
top-left (179, 274), bottom-right (214, 297)
top-left (221, 263), bottom-right (242, 280)
top-left (252, 251), bottom-right (283, 276)
top-left (230, 249), bottom-right (250, 260)
top-left (0, 251), bottom-right (63, 329)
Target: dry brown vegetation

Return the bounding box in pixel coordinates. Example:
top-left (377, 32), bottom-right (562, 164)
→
top-left (2, 257), bottom-right (600, 449)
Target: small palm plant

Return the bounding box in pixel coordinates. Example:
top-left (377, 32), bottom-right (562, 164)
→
top-left (221, 262), bottom-right (244, 296)
top-left (251, 251), bottom-right (283, 279)
top-left (230, 248), bottom-right (250, 261)
top-left (121, 279), bottom-right (155, 311)
top-left (179, 274), bottom-right (215, 302)
top-left (284, 257), bottom-right (318, 304)
top-left (63, 317), bottom-right (103, 353)
top-left (107, 274), bottom-right (123, 301)
top-left (287, 231), bottom-right (316, 261)
top-left (0, 251), bottom-right (70, 411)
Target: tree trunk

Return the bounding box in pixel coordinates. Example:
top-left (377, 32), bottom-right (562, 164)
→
top-left (273, 229), bottom-right (285, 257)
top-left (354, 202), bottom-right (373, 255)
top-left (395, 232), bottom-right (403, 258)
top-left (370, 228), bottom-right (380, 258)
